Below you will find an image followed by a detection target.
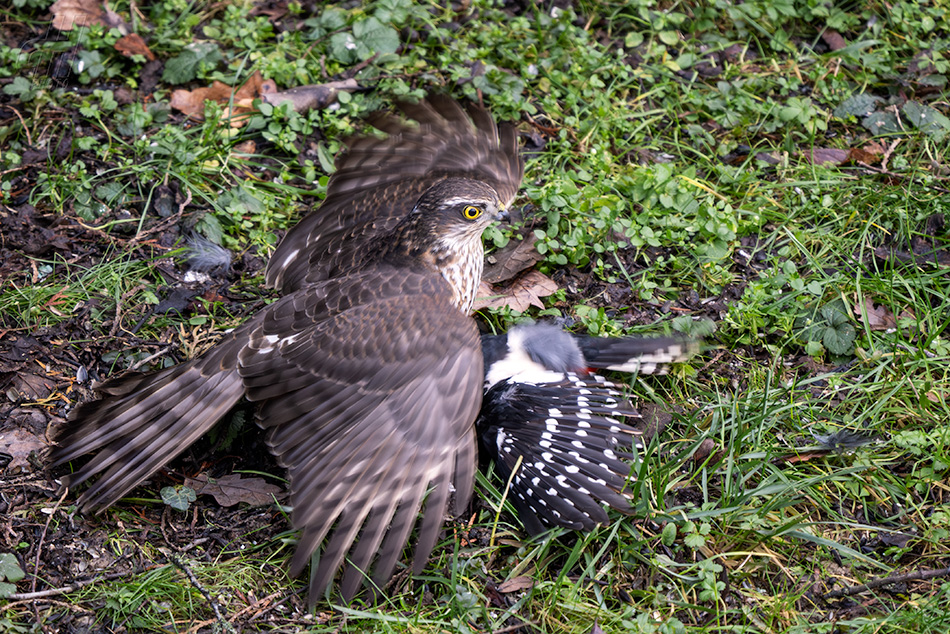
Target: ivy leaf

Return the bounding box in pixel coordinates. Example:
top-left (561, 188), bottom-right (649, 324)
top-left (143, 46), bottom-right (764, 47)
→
top-left (329, 17), bottom-right (399, 64)
top-left (862, 111), bottom-right (901, 135)
top-left (374, 0), bottom-right (412, 26)
top-left (304, 6), bottom-right (347, 39)
top-left (0, 553), bottom-right (24, 597)
top-left (796, 299), bottom-right (855, 356)
top-left (0, 553), bottom-right (24, 582)
top-left (162, 42), bottom-right (223, 84)
top-left (820, 300), bottom-right (856, 355)
top-left (902, 101), bottom-right (950, 142)
top-left (833, 93), bottom-right (880, 119)
top-left (161, 485), bottom-right (197, 512)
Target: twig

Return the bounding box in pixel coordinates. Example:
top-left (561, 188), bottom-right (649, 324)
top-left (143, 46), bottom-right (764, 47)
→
top-left (824, 566), bottom-right (950, 599)
top-left (6, 567), bottom-right (151, 600)
top-left (128, 187), bottom-right (193, 246)
top-left (879, 138), bottom-right (901, 173)
top-left (2, 104), bottom-right (33, 146)
top-left (167, 554), bottom-right (236, 633)
top-left (343, 53), bottom-right (378, 80)
top-left (127, 343), bottom-right (178, 372)
top-left (31, 490), bottom-right (68, 593)
top-left (853, 161), bottom-right (950, 195)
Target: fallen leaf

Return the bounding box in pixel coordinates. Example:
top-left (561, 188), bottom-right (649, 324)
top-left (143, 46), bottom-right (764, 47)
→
top-left (483, 236), bottom-right (543, 284)
top-left (233, 140), bottom-right (257, 156)
top-left (586, 622), bottom-right (607, 634)
top-left (754, 151), bottom-right (782, 165)
top-left (849, 142), bottom-right (884, 165)
top-left (878, 532), bottom-right (914, 548)
top-left (821, 29), bottom-right (847, 51)
top-left (184, 473), bottom-right (283, 507)
top-left (170, 71), bottom-right (276, 127)
top-left (803, 148), bottom-right (850, 166)
top-left (51, 0), bottom-right (129, 33)
top-left (170, 81), bottom-right (234, 118)
top-left (497, 575), bottom-right (534, 593)
top-left (855, 297), bottom-right (897, 331)
top-left (6, 373), bottom-right (56, 400)
top-left (261, 79), bottom-right (359, 113)
top-left (473, 270), bottom-right (558, 313)
top-left (0, 429), bottom-right (46, 471)
top-left (114, 33), bottom-right (155, 61)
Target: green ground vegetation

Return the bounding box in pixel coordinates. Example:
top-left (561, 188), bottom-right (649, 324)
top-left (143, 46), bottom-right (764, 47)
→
top-left (1, 0), bottom-right (949, 632)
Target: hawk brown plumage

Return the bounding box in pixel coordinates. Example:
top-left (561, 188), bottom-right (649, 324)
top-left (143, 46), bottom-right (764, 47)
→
top-left (50, 95), bottom-right (523, 602)
top-left (266, 94), bottom-right (523, 294)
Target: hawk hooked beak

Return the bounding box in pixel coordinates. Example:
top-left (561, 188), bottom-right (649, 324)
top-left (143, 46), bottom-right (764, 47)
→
top-left (496, 205), bottom-right (511, 223)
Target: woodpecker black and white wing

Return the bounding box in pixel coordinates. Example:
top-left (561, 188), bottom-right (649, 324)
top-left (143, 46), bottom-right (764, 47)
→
top-left (478, 373), bottom-right (643, 535)
top-left (478, 322), bottom-right (700, 534)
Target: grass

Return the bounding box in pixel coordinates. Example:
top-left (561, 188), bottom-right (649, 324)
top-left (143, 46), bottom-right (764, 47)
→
top-left (1, 0), bottom-right (949, 631)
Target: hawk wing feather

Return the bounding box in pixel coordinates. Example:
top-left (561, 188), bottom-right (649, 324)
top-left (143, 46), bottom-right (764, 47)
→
top-left (50, 334), bottom-right (248, 511)
top-left (53, 93), bottom-right (521, 604)
top-left (265, 95), bottom-right (522, 293)
top-left (236, 273), bottom-right (482, 601)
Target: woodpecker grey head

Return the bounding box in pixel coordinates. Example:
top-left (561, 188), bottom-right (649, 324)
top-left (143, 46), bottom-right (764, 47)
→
top-left (482, 322), bottom-right (586, 388)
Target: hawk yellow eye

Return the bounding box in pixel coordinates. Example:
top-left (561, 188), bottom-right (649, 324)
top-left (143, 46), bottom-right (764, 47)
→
top-left (462, 205), bottom-right (482, 220)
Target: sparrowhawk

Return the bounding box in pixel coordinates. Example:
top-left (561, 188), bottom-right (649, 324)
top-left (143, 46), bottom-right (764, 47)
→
top-left (51, 95), bottom-right (523, 602)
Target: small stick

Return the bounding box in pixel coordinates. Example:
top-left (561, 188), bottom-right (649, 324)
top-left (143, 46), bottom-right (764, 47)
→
top-left (167, 554), bottom-right (236, 634)
top-left (824, 566), bottom-right (950, 599)
top-left (6, 567), bottom-right (151, 601)
top-left (31, 491), bottom-right (68, 592)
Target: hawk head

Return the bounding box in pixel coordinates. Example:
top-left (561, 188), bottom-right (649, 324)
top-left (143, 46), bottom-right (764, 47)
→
top-left (383, 177), bottom-right (509, 311)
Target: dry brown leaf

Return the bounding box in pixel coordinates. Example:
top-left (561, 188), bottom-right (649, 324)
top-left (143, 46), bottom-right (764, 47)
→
top-left (261, 79), bottom-right (359, 113)
top-left (496, 575), bottom-right (534, 593)
top-left (925, 390), bottom-right (946, 403)
top-left (170, 71), bottom-right (275, 127)
top-left (803, 148), bottom-right (850, 166)
top-left (8, 373), bottom-right (56, 400)
top-left (233, 140), bottom-right (257, 156)
top-left (483, 236), bottom-right (543, 284)
top-left (855, 297), bottom-right (897, 331)
top-left (114, 33), bottom-right (155, 61)
top-left (754, 151), bottom-right (782, 165)
top-left (821, 29), bottom-right (847, 51)
top-left (184, 473), bottom-right (283, 507)
top-left (849, 142), bottom-right (885, 165)
top-left (51, 0), bottom-right (129, 33)
top-left (473, 270), bottom-right (557, 313)
top-left (170, 81), bottom-right (233, 118)
top-left (0, 429), bottom-right (46, 471)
